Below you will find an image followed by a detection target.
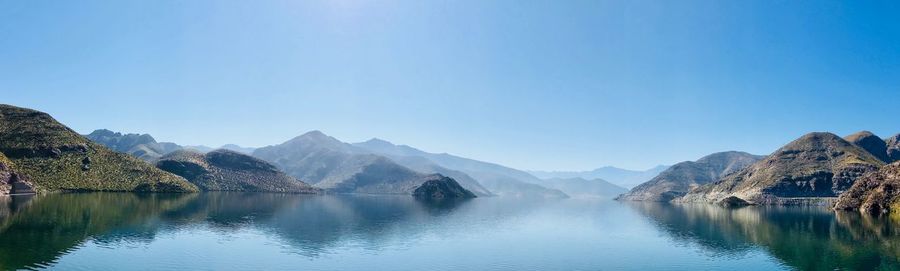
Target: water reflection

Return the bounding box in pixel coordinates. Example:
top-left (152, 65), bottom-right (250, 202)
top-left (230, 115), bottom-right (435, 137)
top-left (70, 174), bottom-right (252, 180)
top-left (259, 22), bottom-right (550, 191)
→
top-left (0, 192), bottom-right (475, 270)
top-left (627, 202), bottom-right (900, 270)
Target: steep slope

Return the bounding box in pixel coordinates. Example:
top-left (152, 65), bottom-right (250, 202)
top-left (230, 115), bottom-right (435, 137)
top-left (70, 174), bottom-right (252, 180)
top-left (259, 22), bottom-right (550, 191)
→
top-left (412, 176), bottom-right (477, 199)
top-left (529, 165), bottom-right (669, 189)
top-left (617, 151), bottom-right (764, 202)
top-left (0, 104), bottom-right (197, 192)
top-left (834, 162), bottom-right (900, 215)
top-left (353, 138), bottom-right (567, 198)
top-left (681, 132), bottom-right (884, 205)
top-left (382, 155), bottom-right (492, 196)
top-left (85, 129), bottom-right (176, 161)
top-left (252, 131), bottom-right (475, 195)
top-left (539, 177), bottom-right (626, 199)
top-left (157, 149), bottom-right (317, 193)
top-left (0, 152), bottom-right (34, 195)
top-left (886, 134), bottom-right (900, 162)
top-left (844, 131), bottom-right (891, 163)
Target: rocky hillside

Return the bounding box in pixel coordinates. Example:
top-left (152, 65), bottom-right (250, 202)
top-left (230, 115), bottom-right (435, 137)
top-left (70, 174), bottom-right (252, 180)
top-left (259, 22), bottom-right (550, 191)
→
top-left (0, 104), bottom-right (197, 193)
top-left (617, 151), bottom-right (763, 202)
top-left (834, 162), bottom-right (900, 214)
top-left (85, 129), bottom-right (182, 161)
top-left (157, 149), bottom-right (317, 193)
top-left (0, 152), bottom-right (34, 195)
top-left (680, 132), bottom-right (884, 205)
top-left (253, 131), bottom-right (473, 195)
top-left (412, 176), bottom-right (477, 199)
top-left (845, 131), bottom-right (892, 163)
top-left (353, 138), bottom-right (567, 198)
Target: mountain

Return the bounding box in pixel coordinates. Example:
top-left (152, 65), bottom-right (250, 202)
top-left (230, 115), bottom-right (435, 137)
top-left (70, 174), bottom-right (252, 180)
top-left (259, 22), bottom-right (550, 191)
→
top-left (156, 149), bottom-right (318, 193)
top-left (85, 129), bottom-right (181, 161)
top-left (412, 176), bottom-right (477, 200)
top-left (834, 161), bottom-right (900, 214)
top-left (845, 131), bottom-right (891, 163)
top-left (885, 134), bottom-right (900, 162)
top-left (252, 131), bottom-right (483, 195)
top-left (617, 151), bottom-right (764, 202)
top-left (220, 144), bottom-right (256, 154)
top-left (0, 104), bottom-right (197, 193)
top-left (538, 177), bottom-right (626, 199)
top-left (353, 138), bottom-right (567, 198)
top-left (529, 165), bottom-right (669, 189)
top-left (680, 132), bottom-right (885, 205)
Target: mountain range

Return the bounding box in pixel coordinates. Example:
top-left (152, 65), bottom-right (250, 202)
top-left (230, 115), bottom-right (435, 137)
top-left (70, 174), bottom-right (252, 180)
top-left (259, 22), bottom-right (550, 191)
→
top-left (528, 165), bottom-right (669, 189)
top-left (85, 129), bottom-right (256, 161)
top-left (156, 149), bottom-right (318, 193)
top-left (617, 151), bottom-right (764, 202)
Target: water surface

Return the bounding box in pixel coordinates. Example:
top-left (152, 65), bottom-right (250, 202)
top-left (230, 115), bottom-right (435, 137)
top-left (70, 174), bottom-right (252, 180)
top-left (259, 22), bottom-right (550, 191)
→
top-left (0, 192), bottom-right (897, 270)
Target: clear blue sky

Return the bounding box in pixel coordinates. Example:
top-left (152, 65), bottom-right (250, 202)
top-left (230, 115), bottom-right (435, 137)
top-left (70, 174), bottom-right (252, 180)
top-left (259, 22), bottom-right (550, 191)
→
top-left (2, 1), bottom-right (899, 171)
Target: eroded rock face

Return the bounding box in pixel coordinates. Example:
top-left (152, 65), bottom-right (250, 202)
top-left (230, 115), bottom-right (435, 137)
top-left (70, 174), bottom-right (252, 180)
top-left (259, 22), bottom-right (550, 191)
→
top-left (412, 176), bottom-right (476, 200)
top-left (886, 134), bottom-right (900, 163)
top-left (834, 162), bottom-right (900, 215)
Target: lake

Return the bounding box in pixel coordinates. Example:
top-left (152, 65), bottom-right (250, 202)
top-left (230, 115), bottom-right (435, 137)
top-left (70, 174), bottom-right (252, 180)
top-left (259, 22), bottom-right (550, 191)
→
top-left (0, 192), bottom-right (898, 270)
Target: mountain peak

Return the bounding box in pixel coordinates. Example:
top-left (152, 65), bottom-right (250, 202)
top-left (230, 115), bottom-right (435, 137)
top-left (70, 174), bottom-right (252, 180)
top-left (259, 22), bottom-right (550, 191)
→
top-left (362, 138), bottom-right (395, 147)
top-left (845, 131), bottom-right (890, 163)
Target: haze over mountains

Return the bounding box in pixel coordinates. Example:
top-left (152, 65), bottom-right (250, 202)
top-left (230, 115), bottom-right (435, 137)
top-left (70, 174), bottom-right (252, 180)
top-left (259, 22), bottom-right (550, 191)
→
top-left (85, 129), bottom-right (257, 161)
top-left (529, 166), bottom-right (669, 189)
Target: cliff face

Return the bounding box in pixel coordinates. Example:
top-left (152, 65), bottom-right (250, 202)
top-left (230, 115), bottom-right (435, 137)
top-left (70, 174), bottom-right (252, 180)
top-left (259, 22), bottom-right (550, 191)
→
top-left (680, 133), bottom-right (883, 205)
top-left (0, 152), bottom-right (34, 195)
top-left (834, 162), bottom-right (900, 214)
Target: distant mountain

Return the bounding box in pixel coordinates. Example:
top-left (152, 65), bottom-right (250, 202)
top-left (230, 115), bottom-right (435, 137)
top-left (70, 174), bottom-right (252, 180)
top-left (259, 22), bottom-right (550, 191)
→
top-left (85, 129), bottom-right (181, 161)
top-left (156, 149), bottom-right (318, 193)
top-left (538, 177), bottom-right (626, 199)
top-left (681, 132), bottom-right (885, 205)
top-left (252, 131), bottom-right (485, 195)
top-left (0, 105), bottom-right (197, 193)
top-left (353, 138), bottom-right (568, 198)
top-left (835, 161), bottom-right (900, 214)
top-left (528, 165), bottom-right (669, 189)
top-left (617, 151), bottom-right (764, 202)
top-left (220, 144), bottom-right (256, 154)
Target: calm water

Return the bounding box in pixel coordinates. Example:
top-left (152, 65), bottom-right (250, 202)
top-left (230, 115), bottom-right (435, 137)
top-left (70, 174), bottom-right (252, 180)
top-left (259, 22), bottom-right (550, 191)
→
top-left (0, 192), bottom-right (898, 270)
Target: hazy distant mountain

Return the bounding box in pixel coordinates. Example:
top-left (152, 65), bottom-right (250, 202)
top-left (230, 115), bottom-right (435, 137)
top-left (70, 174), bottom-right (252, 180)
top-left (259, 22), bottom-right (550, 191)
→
top-left (617, 151), bottom-right (764, 202)
top-left (184, 144), bottom-right (256, 154)
top-left (252, 131), bottom-right (483, 195)
top-left (0, 105), bottom-right (196, 193)
top-left (85, 129), bottom-right (180, 161)
top-left (353, 138), bottom-right (568, 198)
top-left (538, 177), bottom-right (626, 199)
top-left (528, 165), bottom-right (669, 189)
top-left (681, 132), bottom-right (885, 205)
top-left (156, 149), bottom-right (318, 193)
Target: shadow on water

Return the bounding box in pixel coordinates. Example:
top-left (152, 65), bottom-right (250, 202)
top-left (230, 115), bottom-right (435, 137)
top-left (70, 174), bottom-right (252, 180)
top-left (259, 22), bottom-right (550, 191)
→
top-left (0, 192), bottom-right (477, 270)
top-left (625, 202), bottom-right (900, 271)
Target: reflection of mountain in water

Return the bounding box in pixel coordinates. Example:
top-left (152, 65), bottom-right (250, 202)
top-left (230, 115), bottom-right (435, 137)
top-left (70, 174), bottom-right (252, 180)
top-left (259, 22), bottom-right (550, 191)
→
top-left (627, 202), bottom-right (900, 270)
top-left (0, 192), bottom-right (482, 269)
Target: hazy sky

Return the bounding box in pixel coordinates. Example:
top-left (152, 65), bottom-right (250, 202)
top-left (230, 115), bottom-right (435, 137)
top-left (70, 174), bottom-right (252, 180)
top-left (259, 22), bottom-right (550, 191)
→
top-left (3, 1), bottom-right (900, 171)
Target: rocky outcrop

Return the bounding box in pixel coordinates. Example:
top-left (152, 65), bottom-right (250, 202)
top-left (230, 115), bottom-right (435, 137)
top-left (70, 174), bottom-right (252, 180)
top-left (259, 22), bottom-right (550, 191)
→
top-left (617, 151), bottom-right (763, 202)
top-left (0, 152), bottom-right (34, 195)
top-left (845, 131), bottom-right (891, 163)
top-left (834, 162), bottom-right (900, 215)
top-left (412, 176), bottom-right (476, 199)
top-left (157, 149), bottom-right (318, 193)
top-left (680, 132), bottom-right (884, 205)
top-left (0, 104), bottom-right (197, 193)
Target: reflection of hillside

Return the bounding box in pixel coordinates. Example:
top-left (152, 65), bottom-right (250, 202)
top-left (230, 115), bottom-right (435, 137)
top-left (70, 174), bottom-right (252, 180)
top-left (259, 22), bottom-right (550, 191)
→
top-left (0, 192), bottom-right (481, 269)
top-left (628, 203), bottom-right (900, 270)
top-left (0, 193), bottom-right (197, 270)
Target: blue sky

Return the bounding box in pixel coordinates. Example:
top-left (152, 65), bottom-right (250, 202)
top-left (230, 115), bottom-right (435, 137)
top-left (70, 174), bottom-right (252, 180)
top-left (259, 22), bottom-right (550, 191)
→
top-left (2, 1), bottom-right (899, 171)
